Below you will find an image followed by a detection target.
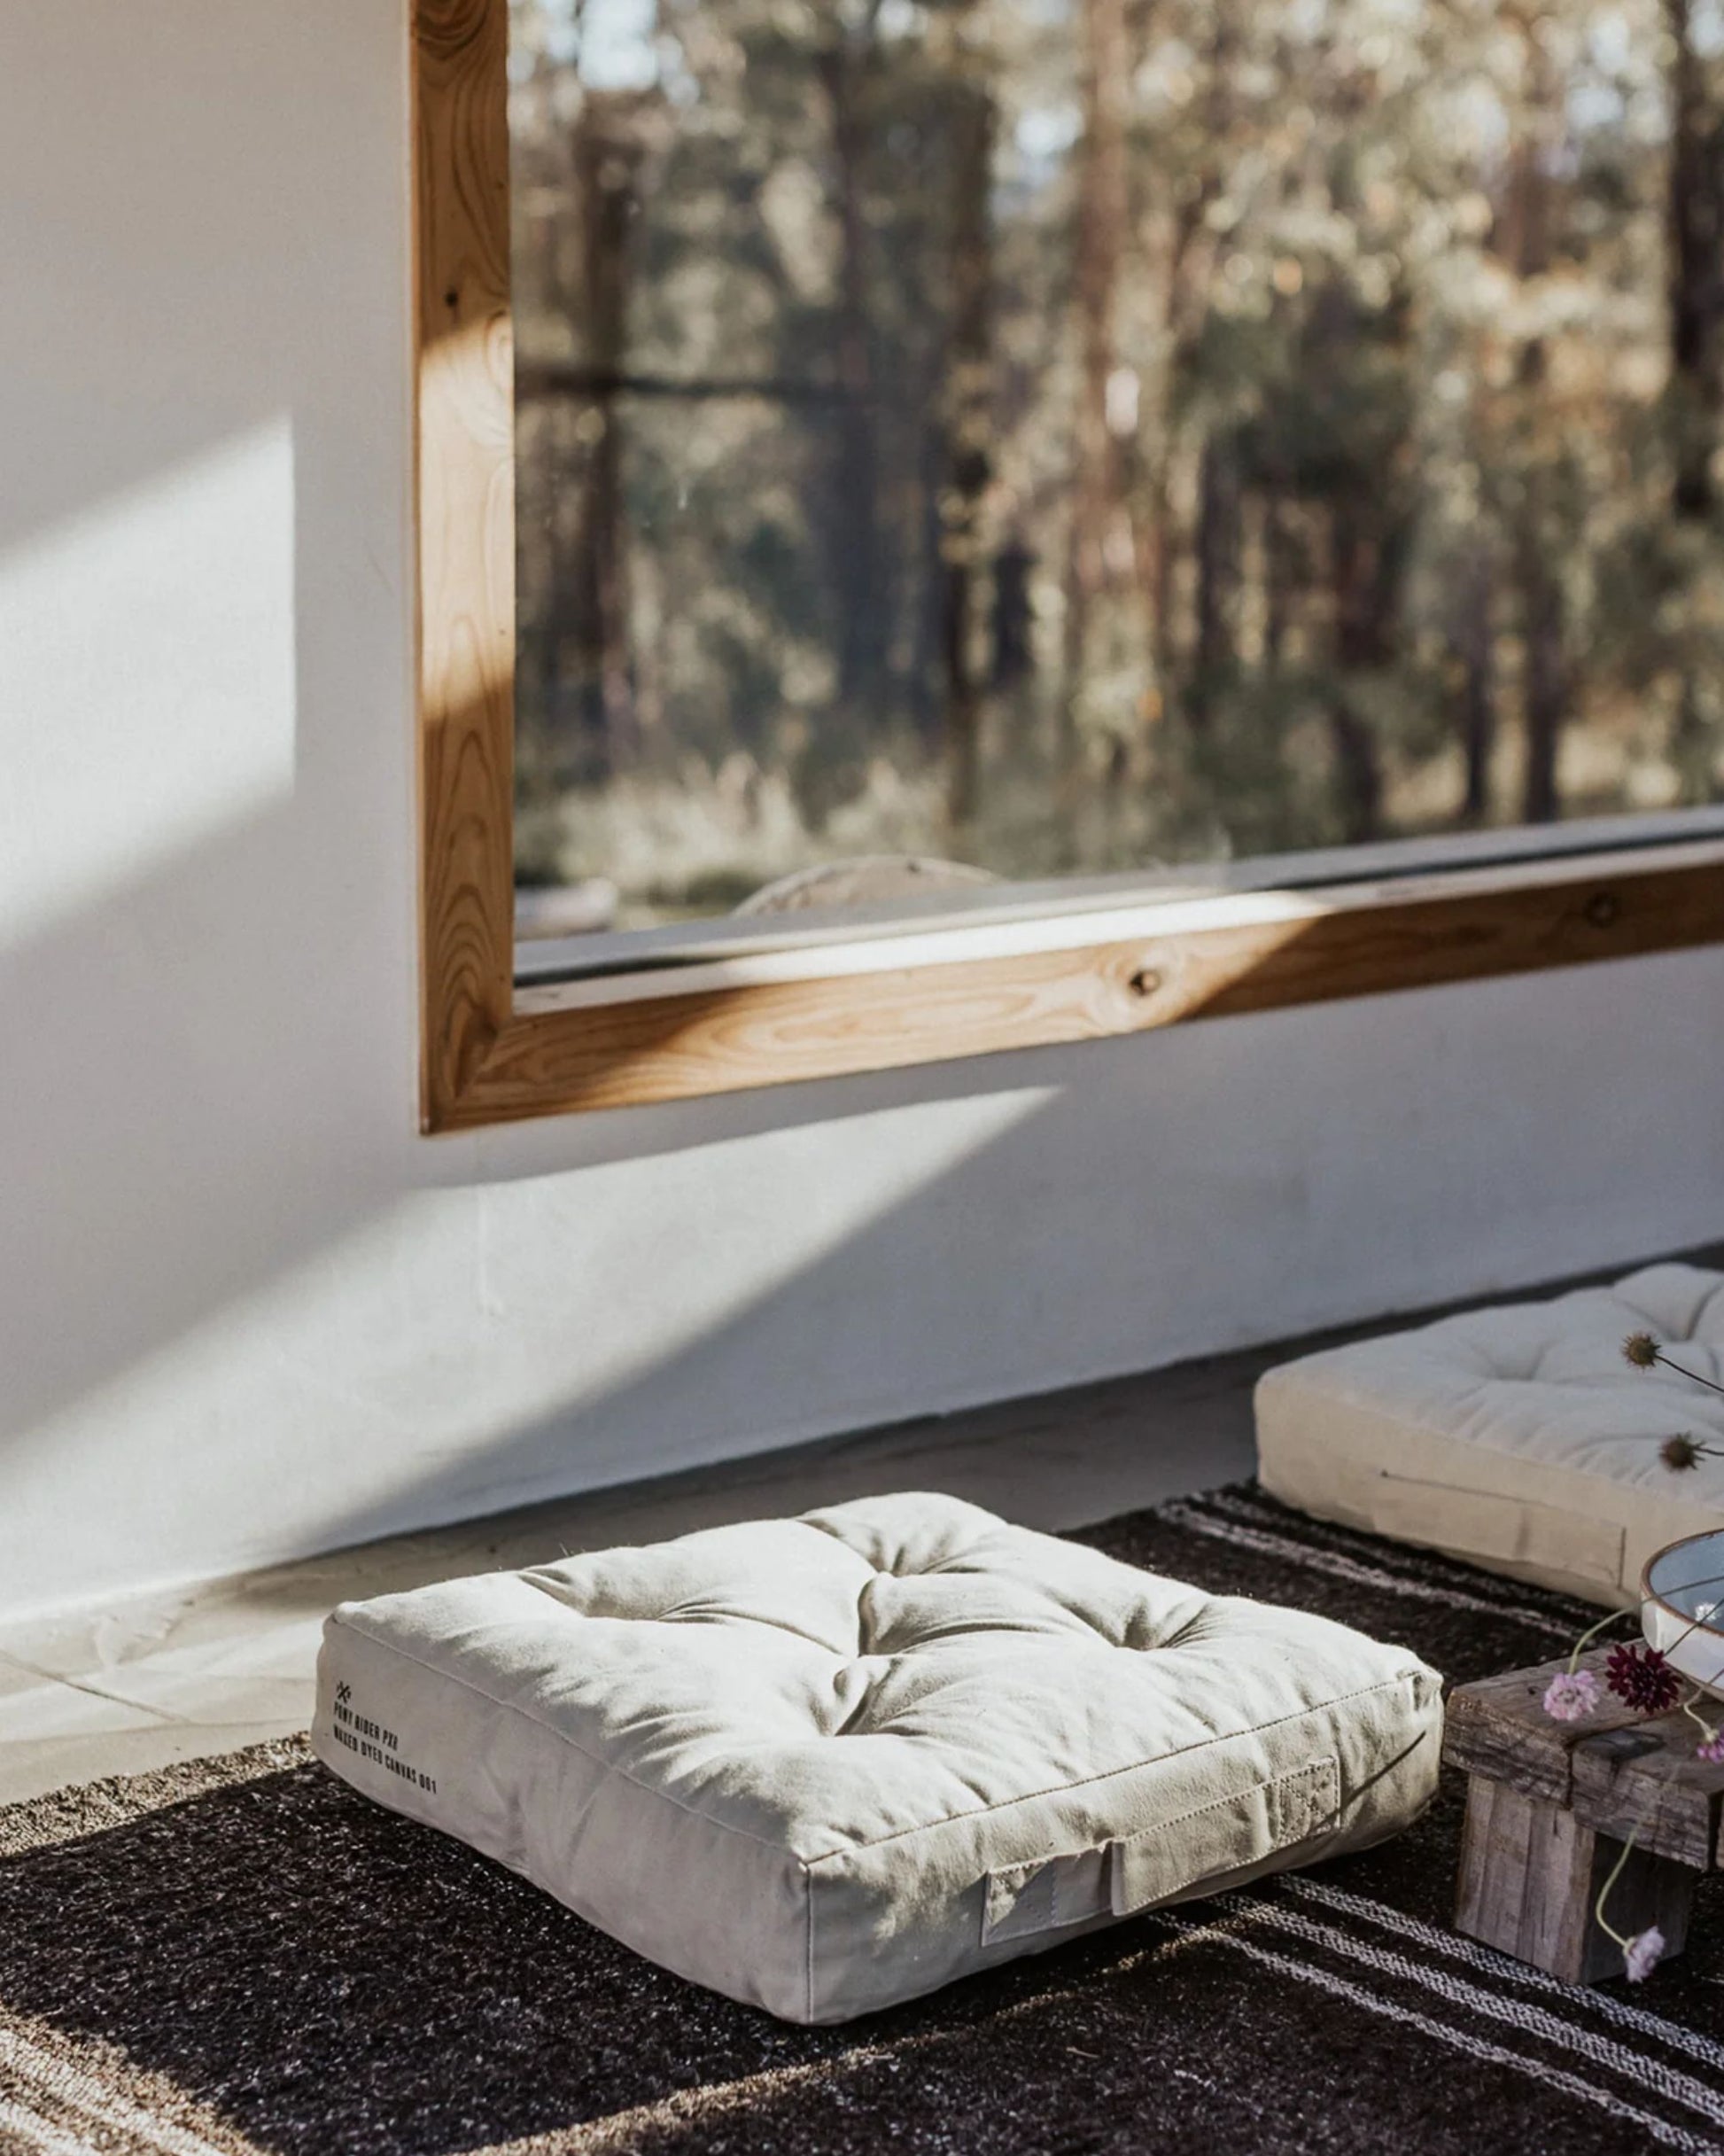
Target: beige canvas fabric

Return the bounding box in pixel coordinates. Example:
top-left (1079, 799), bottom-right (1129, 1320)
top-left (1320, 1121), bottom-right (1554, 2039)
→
top-left (1258, 1263), bottom-right (1724, 1609)
top-left (311, 1493), bottom-right (1441, 2023)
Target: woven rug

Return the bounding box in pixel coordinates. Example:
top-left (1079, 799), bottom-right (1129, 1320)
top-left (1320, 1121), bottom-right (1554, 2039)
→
top-left (5, 1485), bottom-right (1724, 2156)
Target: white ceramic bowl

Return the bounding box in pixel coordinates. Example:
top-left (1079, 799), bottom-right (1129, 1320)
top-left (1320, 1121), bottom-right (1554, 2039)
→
top-left (1641, 1528), bottom-right (1724, 1701)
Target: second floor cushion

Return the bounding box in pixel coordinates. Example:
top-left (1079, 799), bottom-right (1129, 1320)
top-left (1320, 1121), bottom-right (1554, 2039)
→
top-left (1257, 1263), bottom-right (1724, 1609)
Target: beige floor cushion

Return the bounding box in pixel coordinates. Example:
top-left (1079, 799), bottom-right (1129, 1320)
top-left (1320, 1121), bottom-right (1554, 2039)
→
top-left (1258, 1262), bottom-right (1724, 1609)
top-left (310, 1492), bottom-right (1441, 2023)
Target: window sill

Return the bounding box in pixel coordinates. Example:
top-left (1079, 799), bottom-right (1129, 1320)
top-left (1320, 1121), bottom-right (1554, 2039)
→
top-left (425, 824), bottom-right (1724, 1130)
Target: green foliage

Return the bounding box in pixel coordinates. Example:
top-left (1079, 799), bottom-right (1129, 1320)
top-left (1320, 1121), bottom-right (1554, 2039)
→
top-left (509, 0), bottom-right (1724, 923)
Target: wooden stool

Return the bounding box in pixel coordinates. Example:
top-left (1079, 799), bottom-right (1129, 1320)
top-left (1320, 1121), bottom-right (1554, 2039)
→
top-left (1445, 1650), bottom-right (1724, 1982)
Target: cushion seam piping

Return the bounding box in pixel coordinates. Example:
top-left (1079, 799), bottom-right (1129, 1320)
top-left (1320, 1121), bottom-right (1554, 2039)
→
top-left (807, 1673), bottom-right (1420, 1863)
top-left (982, 1754), bottom-right (1341, 1937)
top-left (1117, 1753), bottom-right (1337, 1845)
top-left (326, 1619), bottom-right (1421, 1872)
top-left (1371, 1469), bottom-right (1637, 1565)
top-left (1110, 1754), bottom-right (1340, 1915)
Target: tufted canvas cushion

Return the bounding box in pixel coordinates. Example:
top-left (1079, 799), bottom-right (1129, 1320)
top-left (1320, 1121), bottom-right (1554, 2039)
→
top-left (1258, 1263), bottom-right (1724, 1609)
top-left (311, 1493), bottom-right (1440, 2022)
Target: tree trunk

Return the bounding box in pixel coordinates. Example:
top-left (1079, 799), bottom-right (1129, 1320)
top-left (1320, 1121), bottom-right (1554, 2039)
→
top-left (1501, 24), bottom-right (1569, 824)
top-left (991, 534), bottom-right (1034, 690)
top-left (1328, 496), bottom-right (1391, 842)
top-left (1663, 0), bottom-right (1724, 797)
top-left (1262, 488), bottom-right (1294, 671)
top-left (1665, 0), bottom-right (1724, 518)
top-left (1189, 430), bottom-right (1241, 729)
top-left (1518, 467), bottom-right (1568, 823)
top-left (570, 95), bottom-right (646, 777)
top-left (1459, 546), bottom-right (1497, 823)
top-left (940, 68), bottom-right (995, 830)
top-left (819, 35), bottom-right (885, 726)
top-left (909, 409), bottom-right (945, 747)
top-left (1057, 0), bottom-right (1130, 769)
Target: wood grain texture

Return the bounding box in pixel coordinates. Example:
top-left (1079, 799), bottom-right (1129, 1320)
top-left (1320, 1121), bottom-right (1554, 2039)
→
top-left (1455, 1778), bottom-right (1695, 1982)
top-left (415, 0), bottom-right (516, 1128)
top-left (411, 0), bottom-right (1724, 1130)
top-left (1445, 1650), bottom-right (1724, 1871)
top-left (429, 848), bottom-right (1724, 1128)
top-left (1571, 1714), bottom-right (1724, 1867)
top-left (1456, 1779), bottom-right (1593, 1980)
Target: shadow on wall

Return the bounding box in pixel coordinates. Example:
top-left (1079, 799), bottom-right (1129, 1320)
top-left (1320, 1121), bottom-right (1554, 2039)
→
top-left (8, 479), bottom-right (1724, 1564)
top-left (0, 0), bottom-right (1049, 1466)
top-left (0, 683), bottom-right (1103, 1466)
top-left (8, 4), bottom-right (1724, 1618)
top-left (275, 950), bottom-right (1724, 1570)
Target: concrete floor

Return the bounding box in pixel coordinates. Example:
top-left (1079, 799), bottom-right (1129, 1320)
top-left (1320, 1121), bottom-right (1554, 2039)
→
top-left (3, 1247), bottom-right (1712, 1806)
top-left (0, 1336), bottom-right (1283, 1805)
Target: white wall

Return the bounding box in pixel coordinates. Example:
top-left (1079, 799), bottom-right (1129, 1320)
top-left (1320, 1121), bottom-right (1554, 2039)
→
top-left (4, 1), bottom-right (1723, 1622)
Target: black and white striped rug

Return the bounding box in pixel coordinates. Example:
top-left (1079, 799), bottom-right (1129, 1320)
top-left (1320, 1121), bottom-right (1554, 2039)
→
top-left (4, 1483), bottom-right (1724, 2156)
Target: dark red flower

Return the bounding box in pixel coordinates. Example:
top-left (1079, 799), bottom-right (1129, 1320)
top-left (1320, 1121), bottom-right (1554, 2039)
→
top-left (1605, 1642), bottom-right (1680, 1715)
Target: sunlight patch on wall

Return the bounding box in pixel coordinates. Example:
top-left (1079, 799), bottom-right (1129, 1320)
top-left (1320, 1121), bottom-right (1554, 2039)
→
top-left (0, 418), bottom-right (296, 946)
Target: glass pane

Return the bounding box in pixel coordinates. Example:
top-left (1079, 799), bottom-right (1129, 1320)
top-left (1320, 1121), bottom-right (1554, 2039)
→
top-left (510, 0), bottom-right (1724, 934)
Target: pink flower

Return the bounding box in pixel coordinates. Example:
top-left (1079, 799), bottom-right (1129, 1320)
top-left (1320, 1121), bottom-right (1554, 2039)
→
top-left (1543, 1668), bottom-right (1602, 1721)
top-left (1623, 1926), bottom-right (1666, 1983)
top-left (1697, 1734), bottom-right (1724, 1763)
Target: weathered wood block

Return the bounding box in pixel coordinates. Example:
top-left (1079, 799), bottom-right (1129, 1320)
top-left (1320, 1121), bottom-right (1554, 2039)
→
top-left (1456, 1779), bottom-right (1694, 1983)
top-left (1445, 1648), bottom-right (1724, 1982)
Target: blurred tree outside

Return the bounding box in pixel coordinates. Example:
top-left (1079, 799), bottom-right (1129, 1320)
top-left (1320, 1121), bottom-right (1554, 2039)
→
top-left (509, 0), bottom-right (1724, 928)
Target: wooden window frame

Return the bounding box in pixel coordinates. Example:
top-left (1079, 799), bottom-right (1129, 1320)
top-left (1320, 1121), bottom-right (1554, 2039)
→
top-left (413, 0), bottom-right (1724, 1132)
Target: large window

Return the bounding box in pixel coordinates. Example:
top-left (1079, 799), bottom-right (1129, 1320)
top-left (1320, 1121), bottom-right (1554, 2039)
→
top-left (411, 0), bottom-right (1724, 1128)
top-left (508, 0), bottom-right (1724, 937)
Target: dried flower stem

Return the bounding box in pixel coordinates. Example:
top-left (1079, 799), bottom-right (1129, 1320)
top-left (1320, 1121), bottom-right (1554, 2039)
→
top-left (1680, 1685), bottom-right (1721, 1747)
top-left (1650, 1348), bottom-right (1724, 1401)
top-left (1559, 1575), bottom-right (1724, 1684)
top-left (1594, 1831), bottom-right (1640, 1950)
top-left (1593, 1831), bottom-right (1668, 1981)
top-left (1565, 1607), bottom-right (1636, 1675)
